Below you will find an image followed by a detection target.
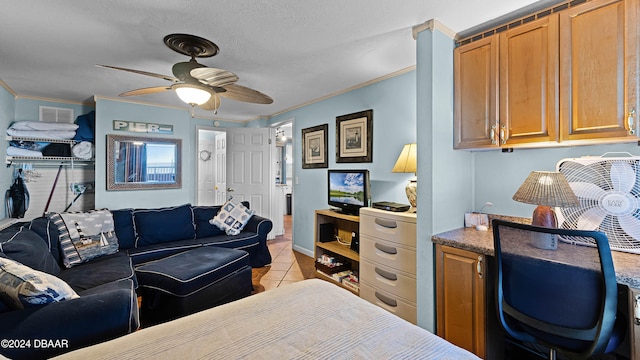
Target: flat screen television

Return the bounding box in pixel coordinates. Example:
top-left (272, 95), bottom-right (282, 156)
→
top-left (328, 169), bottom-right (370, 215)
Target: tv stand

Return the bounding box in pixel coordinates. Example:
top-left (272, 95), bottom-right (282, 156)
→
top-left (314, 209), bottom-right (360, 294)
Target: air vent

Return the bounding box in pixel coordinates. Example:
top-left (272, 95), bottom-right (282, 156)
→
top-left (39, 106), bottom-right (74, 123)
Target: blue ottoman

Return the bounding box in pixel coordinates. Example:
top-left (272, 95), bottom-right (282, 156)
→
top-left (135, 246), bottom-right (252, 326)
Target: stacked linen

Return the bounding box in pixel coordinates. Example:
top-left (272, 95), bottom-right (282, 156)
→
top-left (7, 121), bottom-right (78, 140)
top-left (7, 121), bottom-right (79, 158)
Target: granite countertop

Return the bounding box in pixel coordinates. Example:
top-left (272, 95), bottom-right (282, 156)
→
top-left (432, 225), bottom-right (640, 290)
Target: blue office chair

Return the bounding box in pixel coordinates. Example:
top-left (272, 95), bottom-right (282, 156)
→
top-left (492, 219), bottom-right (626, 359)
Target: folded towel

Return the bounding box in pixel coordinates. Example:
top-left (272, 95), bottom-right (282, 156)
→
top-left (7, 146), bottom-right (43, 157)
top-left (72, 141), bottom-right (93, 160)
top-left (7, 128), bottom-right (76, 140)
top-left (10, 121), bottom-right (79, 131)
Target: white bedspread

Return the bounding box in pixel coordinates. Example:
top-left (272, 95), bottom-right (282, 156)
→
top-left (54, 279), bottom-right (479, 360)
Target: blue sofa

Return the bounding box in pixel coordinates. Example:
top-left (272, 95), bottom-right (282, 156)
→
top-left (0, 203), bottom-right (272, 359)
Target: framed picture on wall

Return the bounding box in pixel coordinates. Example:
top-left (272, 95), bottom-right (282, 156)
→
top-left (302, 124), bottom-right (328, 169)
top-left (336, 109), bottom-right (373, 163)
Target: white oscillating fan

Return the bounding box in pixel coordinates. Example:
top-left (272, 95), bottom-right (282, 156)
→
top-left (556, 153), bottom-right (640, 254)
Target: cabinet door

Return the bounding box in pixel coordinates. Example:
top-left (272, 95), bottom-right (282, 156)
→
top-left (499, 15), bottom-right (559, 145)
top-left (559, 0), bottom-right (638, 141)
top-left (435, 245), bottom-right (485, 358)
top-left (454, 36), bottom-right (499, 149)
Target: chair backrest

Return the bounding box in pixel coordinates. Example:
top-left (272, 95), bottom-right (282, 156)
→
top-left (492, 219), bottom-right (618, 359)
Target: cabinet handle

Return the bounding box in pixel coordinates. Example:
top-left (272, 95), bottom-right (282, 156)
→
top-left (477, 255), bottom-right (483, 279)
top-left (375, 291), bottom-right (398, 308)
top-left (375, 243), bottom-right (398, 255)
top-left (374, 218), bottom-right (397, 229)
top-left (628, 108), bottom-right (636, 135)
top-left (490, 125), bottom-right (497, 145)
top-left (634, 293), bottom-right (640, 325)
top-left (500, 125), bottom-right (507, 145)
top-left (375, 267), bottom-right (398, 281)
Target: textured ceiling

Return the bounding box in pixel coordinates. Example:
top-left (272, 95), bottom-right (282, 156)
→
top-left (1, 0), bottom-right (549, 122)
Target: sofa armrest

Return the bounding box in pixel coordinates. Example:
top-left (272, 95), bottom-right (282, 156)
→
top-left (243, 214), bottom-right (273, 236)
top-left (0, 280), bottom-right (139, 360)
top-left (242, 215), bottom-right (273, 267)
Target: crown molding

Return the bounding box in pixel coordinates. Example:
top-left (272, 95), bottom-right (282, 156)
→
top-left (0, 79), bottom-right (17, 97)
top-left (412, 19), bottom-right (456, 40)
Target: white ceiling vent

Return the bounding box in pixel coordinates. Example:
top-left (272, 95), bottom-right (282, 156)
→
top-left (39, 106), bottom-right (74, 123)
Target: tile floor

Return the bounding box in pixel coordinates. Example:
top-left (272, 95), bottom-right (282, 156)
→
top-left (252, 215), bottom-right (316, 293)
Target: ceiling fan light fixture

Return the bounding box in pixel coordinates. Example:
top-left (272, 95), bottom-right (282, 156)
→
top-left (174, 85), bottom-right (212, 105)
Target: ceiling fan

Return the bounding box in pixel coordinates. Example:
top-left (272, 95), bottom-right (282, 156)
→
top-left (97, 33), bottom-right (273, 114)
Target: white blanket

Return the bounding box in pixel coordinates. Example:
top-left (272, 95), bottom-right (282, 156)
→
top-left (10, 121), bottom-right (78, 131)
top-left (6, 128), bottom-right (76, 140)
top-left (54, 279), bottom-right (479, 360)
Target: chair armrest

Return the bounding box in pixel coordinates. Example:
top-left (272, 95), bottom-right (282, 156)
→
top-left (0, 280), bottom-right (139, 359)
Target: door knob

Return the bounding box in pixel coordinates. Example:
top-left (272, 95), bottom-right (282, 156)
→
top-left (227, 187), bottom-right (234, 192)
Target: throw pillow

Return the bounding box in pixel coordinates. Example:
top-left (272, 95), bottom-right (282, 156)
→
top-left (133, 204), bottom-right (196, 247)
top-left (49, 209), bottom-right (119, 268)
top-left (0, 257), bottom-right (79, 309)
top-left (210, 199), bottom-right (255, 235)
top-left (0, 226), bottom-right (60, 275)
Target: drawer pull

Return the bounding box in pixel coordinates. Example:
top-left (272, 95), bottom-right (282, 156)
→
top-left (375, 243), bottom-right (397, 255)
top-left (375, 267), bottom-right (398, 281)
top-left (374, 218), bottom-right (397, 228)
top-left (375, 291), bottom-right (398, 307)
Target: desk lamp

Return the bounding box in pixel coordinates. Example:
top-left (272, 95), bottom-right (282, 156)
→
top-left (392, 143), bottom-right (417, 211)
top-left (512, 171), bottom-right (579, 228)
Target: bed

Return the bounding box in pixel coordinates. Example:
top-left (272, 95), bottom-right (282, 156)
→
top-left (53, 279), bottom-right (479, 359)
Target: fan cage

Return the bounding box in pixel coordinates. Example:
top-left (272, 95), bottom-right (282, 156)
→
top-left (556, 156), bottom-right (640, 255)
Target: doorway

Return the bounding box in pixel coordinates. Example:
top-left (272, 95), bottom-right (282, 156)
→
top-left (271, 120), bottom-right (294, 239)
top-left (196, 127), bottom-right (227, 206)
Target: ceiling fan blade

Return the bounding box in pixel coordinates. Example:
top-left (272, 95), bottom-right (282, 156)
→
top-left (199, 93), bottom-right (221, 112)
top-left (191, 67), bottom-right (239, 87)
top-left (119, 86), bottom-right (172, 97)
top-left (96, 64), bottom-right (179, 83)
top-left (219, 84), bottom-right (273, 104)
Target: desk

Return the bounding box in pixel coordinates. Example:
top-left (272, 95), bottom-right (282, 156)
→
top-left (433, 226), bottom-right (640, 359)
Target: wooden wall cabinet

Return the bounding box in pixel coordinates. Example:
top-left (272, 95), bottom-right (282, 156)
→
top-left (454, 15), bottom-right (559, 149)
top-left (435, 244), bottom-right (486, 358)
top-left (454, 0), bottom-right (639, 150)
top-left (559, 0), bottom-right (638, 142)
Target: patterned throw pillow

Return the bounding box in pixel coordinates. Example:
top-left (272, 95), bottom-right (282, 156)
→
top-left (0, 257), bottom-right (79, 309)
top-left (49, 209), bottom-right (119, 268)
top-left (210, 199), bottom-right (255, 235)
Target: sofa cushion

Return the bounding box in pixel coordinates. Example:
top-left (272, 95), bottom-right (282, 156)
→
top-left (0, 226), bottom-right (60, 275)
top-left (57, 251), bottom-right (136, 292)
top-left (49, 209), bottom-right (119, 268)
top-left (210, 199), bottom-right (255, 235)
top-left (0, 257), bottom-right (79, 310)
top-left (112, 209), bottom-right (136, 249)
top-left (28, 217), bottom-right (63, 265)
top-left (192, 206), bottom-right (225, 238)
top-left (134, 204), bottom-right (195, 247)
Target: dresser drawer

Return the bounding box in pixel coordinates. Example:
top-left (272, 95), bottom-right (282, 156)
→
top-left (360, 259), bottom-right (416, 302)
top-left (360, 282), bottom-right (417, 324)
top-left (359, 212), bottom-right (416, 247)
top-left (360, 235), bottom-right (416, 274)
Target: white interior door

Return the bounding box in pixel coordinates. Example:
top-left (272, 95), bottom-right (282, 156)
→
top-left (214, 132), bottom-right (227, 205)
top-left (226, 128), bottom-right (273, 224)
top-left (197, 133), bottom-right (216, 206)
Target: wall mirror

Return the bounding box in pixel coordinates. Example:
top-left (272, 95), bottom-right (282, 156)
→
top-left (107, 134), bottom-right (182, 190)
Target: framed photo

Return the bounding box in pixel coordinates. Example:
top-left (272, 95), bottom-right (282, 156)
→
top-left (336, 109), bottom-right (373, 163)
top-left (302, 124), bottom-right (328, 169)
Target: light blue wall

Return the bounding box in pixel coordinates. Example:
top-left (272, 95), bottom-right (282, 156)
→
top-left (93, 98), bottom-right (245, 209)
top-left (269, 71), bottom-right (417, 257)
top-left (14, 98), bottom-right (93, 123)
top-left (473, 143), bottom-right (640, 218)
top-left (0, 87), bottom-right (16, 216)
top-left (415, 26), bottom-right (473, 332)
